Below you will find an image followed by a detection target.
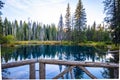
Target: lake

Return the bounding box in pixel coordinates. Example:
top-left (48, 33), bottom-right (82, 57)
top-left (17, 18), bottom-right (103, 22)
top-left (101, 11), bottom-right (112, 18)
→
top-left (1, 45), bottom-right (118, 79)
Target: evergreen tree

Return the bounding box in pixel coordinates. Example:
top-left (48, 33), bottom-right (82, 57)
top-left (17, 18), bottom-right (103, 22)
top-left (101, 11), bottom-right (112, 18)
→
top-left (0, 16), bottom-right (3, 35)
top-left (0, 0), bottom-right (4, 15)
top-left (8, 21), bottom-right (12, 35)
top-left (58, 14), bottom-right (64, 41)
top-left (28, 19), bottom-right (32, 40)
top-left (15, 20), bottom-right (19, 40)
top-left (32, 22), bottom-right (37, 40)
top-left (74, 0), bottom-right (83, 31)
top-left (23, 21), bottom-right (29, 40)
top-left (36, 23), bottom-right (41, 40)
top-left (74, 0), bottom-right (87, 42)
top-left (86, 25), bottom-right (92, 41)
top-left (103, 0), bottom-right (120, 45)
top-left (51, 24), bottom-right (57, 40)
top-left (19, 20), bottom-right (23, 40)
top-left (4, 18), bottom-right (9, 36)
top-left (0, 1), bottom-right (4, 44)
top-left (43, 25), bottom-right (47, 40)
top-left (65, 3), bottom-right (71, 40)
top-left (91, 21), bottom-right (96, 41)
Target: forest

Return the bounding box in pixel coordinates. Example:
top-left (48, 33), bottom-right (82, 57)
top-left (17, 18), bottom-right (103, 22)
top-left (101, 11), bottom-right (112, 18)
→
top-left (0, 0), bottom-right (119, 46)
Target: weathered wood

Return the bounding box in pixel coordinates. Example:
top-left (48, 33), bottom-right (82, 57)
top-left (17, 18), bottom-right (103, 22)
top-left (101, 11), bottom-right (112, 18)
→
top-left (29, 63), bottom-right (35, 79)
top-left (61, 76), bottom-right (64, 79)
top-left (38, 59), bottom-right (119, 68)
top-left (1, 59), bottom-right (119, 79)
top-left (78, 66), bottom-right (97, 79)
top-left (2, 59), bottom-right (119, 69)
top-left (108, 50), bottom-right (119, 53)
top-left (70, 69), bottom-right (73, 79)
top-left (2, 59), bottom-right (37, 69)
top-left (53, 66), bottom-right (74, 79)
top-left (114, 68), bottom-right (119, 78)
top-left (39, 62), bottom-right (45, 79)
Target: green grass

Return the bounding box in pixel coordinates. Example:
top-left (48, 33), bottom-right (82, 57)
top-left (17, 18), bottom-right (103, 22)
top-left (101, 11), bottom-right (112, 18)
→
top-left (79, 41), bottom-right (119, 50)
top-left (79, 41), bottom-right (106, 47)
top-left (14, 41), bottom-right (73, 45)
top-left (14, 41), bottom-right (61, 45)
top-left (2, 41), bottom-right (119, 51)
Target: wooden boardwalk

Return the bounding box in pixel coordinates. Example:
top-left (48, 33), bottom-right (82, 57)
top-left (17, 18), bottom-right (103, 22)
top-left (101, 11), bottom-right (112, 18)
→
top-left (2, 59), bottom-right (119, 79)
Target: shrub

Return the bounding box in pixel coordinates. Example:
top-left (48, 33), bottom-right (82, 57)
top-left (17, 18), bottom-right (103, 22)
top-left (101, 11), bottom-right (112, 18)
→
top-left (4, 35), bottom-right (15, 43)
top-left (0, 34), bottom-right (7, 44)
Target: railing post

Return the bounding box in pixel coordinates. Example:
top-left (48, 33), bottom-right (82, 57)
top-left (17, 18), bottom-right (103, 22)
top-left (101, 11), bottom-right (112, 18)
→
top-left (39, 62), bottom-right (46, 79)
top-left (114, 68), bottom-right (119, 78)
top-left (29, 63), bottom-right (35, 79)
top-left (70, 69), bottom-right (73, 79)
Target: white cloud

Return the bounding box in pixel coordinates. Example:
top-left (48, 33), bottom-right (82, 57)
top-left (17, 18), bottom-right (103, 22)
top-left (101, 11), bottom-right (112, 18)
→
top-left (1, 0), bottom-right (105, 26)
top-left (5, 0), bottom-right (28, 10)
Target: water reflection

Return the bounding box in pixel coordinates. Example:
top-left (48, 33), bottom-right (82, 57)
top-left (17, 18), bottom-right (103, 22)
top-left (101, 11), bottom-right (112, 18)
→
top-left (1, 45), bottom-right (118, 79)
top-left (1, 45), bottom-right (106, 63)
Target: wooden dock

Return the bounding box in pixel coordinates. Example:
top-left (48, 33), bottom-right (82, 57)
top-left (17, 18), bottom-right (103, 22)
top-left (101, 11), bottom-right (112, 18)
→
top-left (2, 59), bottom-right (119, 79)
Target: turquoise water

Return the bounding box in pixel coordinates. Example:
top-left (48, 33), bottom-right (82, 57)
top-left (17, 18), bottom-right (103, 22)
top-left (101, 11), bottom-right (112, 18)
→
top-left (1, 45), bottom-right (118, 79)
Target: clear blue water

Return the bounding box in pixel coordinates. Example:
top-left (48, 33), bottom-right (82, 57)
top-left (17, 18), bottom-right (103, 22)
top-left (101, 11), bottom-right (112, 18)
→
top-left (1, 45), bottom-right (118, 79)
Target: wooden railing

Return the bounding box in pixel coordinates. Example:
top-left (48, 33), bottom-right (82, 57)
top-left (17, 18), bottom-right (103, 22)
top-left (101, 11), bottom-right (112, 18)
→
top-left (2, 59), bottom-right (119, 79)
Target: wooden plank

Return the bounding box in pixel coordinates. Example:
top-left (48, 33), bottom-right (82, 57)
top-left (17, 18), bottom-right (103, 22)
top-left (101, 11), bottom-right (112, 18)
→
top-left (2, 59), bottom-right (119, 70)
top-left (29, 63), bottom-right (35, 79)
top-left (53, 66), bottom-right (74, 79)
top-left (38, 59), bottom-right (119, 68)
top-left (78, 66), bottom-right (97, 79)
top-left (2, 59), bottom-right (37, 69)
top-left (113, 68), bottom-right (119, 78)
top-left (39, 62), bottom-right (45, 79)
top-left (61, 76), bottom-right (64, 79)
top-left (70, 69), bottom-right (73, 79)
top-left (108, 50), bottom-right (119, 53)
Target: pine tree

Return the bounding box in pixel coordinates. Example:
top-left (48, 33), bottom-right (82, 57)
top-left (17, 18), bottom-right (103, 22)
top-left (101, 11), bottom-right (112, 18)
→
top-left (15, 20), bottom-right (19, 40)
top-left (0, 1), bottom-right (4, 15)
top-left (28, 18), bottom-right (32, 40)
top-left (65, 3), bottom-right (71, 30)
top-left (51, 24), bottom-right (57, 40)
top-left (4, 18), bottom-right (9, 36)
top-left (58, 14), bottom-right (64, 41)
top-left (74, 0), bottom-right (83, 31)
top-left (103, 0), bottom-right (120, 45)
top-left (65, 3), bottom-right (71, 40)
top-left (23, 21), bottom-right (29, 40)
top-left (0, 1), bottom-right (4, 44)
top-left (74, 0), bottom-right (87, 42)
top-left (32, 22), bottom-right (37, 40)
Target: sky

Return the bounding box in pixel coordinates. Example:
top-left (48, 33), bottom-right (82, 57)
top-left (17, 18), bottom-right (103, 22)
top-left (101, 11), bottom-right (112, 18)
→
top-left (1, 0), bottom-right (105, 26)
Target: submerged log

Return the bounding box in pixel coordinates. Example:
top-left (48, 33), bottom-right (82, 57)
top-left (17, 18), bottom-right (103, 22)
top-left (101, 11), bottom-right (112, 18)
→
top-left (78, 66), bottom-right (97, 79)
top-left (53, 66), bottom-right (74, 79)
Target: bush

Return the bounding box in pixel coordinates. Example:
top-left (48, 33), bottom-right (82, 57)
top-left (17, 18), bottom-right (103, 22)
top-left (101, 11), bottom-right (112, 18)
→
top-left (0, 34), bottom-right (7, 44)
top-left (4, 35), bottom-right (15, 43)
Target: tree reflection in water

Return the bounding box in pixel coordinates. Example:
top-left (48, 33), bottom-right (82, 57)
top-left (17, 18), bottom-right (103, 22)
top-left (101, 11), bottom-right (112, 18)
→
top-left (102, 52), bottom-right (119, 79)
top-left (1, 45), bottom-right (118, 79)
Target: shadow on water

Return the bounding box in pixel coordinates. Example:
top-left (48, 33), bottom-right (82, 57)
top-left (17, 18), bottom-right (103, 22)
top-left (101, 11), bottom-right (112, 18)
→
top-left (1, 45), bottom-right (119, 79)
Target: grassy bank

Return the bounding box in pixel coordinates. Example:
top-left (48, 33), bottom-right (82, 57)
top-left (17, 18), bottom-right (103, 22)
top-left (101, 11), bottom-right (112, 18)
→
top-left (2, 41), bottom-right (119, 50)
top-left (79, 41), bottom-right (119, 50)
